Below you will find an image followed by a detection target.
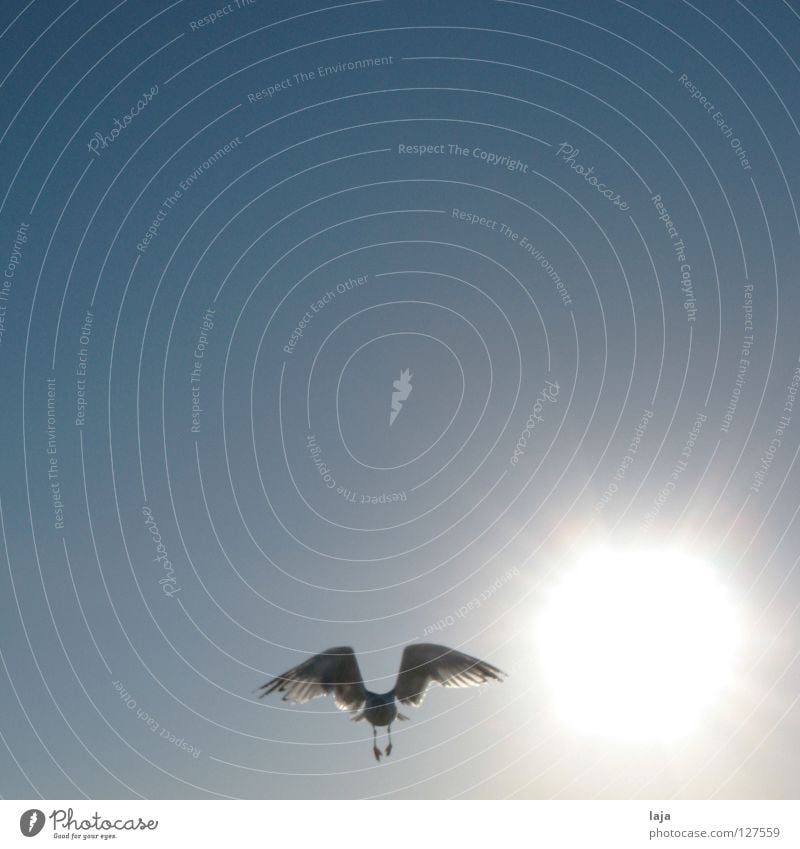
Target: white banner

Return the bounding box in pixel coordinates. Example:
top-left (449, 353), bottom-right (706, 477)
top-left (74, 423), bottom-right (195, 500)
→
top-left (1, 800), bottom-right (797, 848)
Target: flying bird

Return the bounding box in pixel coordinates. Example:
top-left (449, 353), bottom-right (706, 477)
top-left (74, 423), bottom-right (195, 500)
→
top-left (255, 643), bottom-right (506, 761)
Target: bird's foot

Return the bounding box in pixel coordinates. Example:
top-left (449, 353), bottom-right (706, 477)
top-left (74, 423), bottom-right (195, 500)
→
top-left (385, 742), bottom-right (392, 757)
top-left (373, 745), bottom-right (382, 762)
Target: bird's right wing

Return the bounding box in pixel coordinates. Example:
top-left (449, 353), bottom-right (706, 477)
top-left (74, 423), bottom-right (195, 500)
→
top-left (394, 643), bottom-right (506, 707)
top-left (255, 647), bottom-right (367, 712)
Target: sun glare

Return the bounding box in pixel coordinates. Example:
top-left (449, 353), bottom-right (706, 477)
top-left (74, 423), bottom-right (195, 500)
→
top-left (538, 547), bottom-right (740, 741)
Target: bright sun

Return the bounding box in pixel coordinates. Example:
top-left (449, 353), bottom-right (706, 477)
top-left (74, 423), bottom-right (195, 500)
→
top-left (538, 547), bottom-right (740, 741)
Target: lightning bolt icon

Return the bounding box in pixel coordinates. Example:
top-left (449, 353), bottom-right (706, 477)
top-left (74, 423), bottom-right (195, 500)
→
top-left (28, 811), bottom-right (39, 833)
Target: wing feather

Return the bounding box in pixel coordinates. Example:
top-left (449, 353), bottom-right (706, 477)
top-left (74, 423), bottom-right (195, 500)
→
top-left (255, 647), bottom-right (367, 713)
top-left (393, 643), bottom-right (506, 707)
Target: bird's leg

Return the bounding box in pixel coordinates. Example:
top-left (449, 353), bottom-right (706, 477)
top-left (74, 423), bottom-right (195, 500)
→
top-left (372, 726), bottom-right (382, 762)
top-left (386, 725), bottom-right (393, 757)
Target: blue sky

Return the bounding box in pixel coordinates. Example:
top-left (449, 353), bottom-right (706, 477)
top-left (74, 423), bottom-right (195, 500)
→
top-left (1, 0), bottom-right (799, 799)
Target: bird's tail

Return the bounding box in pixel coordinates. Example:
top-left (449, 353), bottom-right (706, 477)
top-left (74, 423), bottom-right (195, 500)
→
top-left (350, 711), bottom-right (366, 722)
top-left (397, 712), bottom-right (410, 721)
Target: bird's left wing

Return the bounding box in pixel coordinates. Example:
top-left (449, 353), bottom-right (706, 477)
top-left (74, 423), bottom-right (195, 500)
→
top-left (393, 643), bottom-right (506, 707)
top-left (255, 647), bottom-right (367, 712)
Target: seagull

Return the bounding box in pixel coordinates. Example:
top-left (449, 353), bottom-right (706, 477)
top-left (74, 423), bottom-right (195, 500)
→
top-left (255, 643), bottom-right (506, 761)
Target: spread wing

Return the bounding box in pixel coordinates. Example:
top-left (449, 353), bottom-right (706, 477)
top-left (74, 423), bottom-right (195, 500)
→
top-left (255, 647), bottom-right (367, 712)
top-left (393, 643), bottom-right (506, 707)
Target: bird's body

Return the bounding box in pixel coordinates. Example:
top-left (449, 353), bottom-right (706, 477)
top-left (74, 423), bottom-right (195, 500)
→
top-left (255, 643), bottom-right (505, 760)
top-left (358, 691), bottom-right (399, 727)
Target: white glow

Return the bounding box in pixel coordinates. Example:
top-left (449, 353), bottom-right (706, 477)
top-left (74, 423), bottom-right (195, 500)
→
top-left (538, 547), bottom-right (740, 741)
